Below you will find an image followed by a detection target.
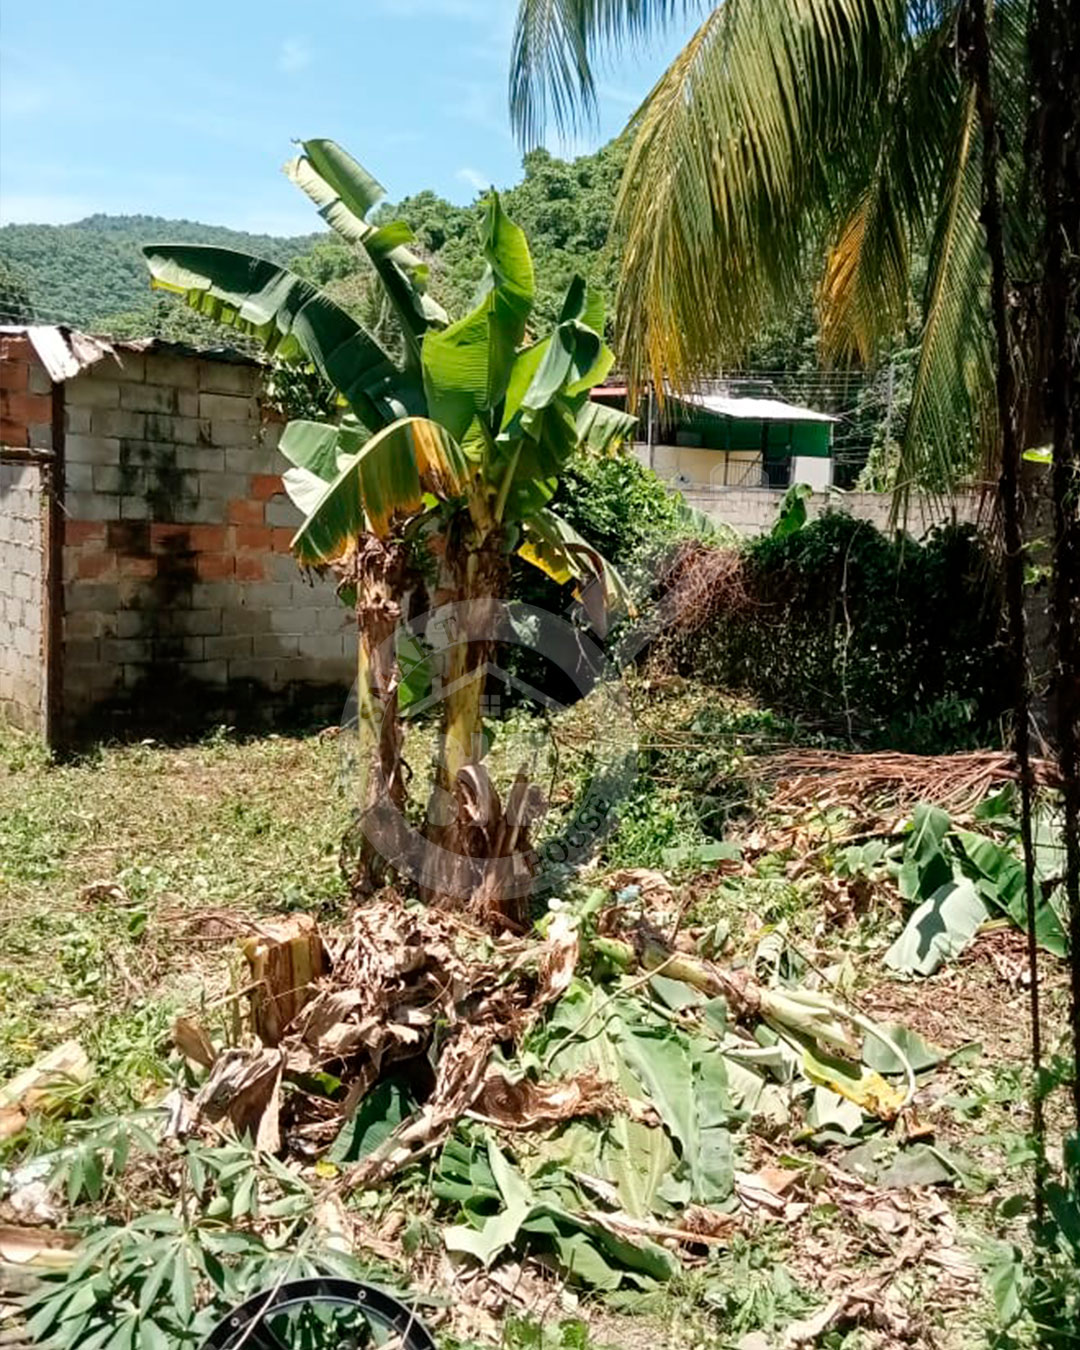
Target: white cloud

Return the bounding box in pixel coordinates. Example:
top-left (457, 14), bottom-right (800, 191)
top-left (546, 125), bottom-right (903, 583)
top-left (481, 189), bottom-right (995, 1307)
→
top-left (456, 167), bottom-right (490, 192)
top-left (277, 38), bottom-right (311, 74)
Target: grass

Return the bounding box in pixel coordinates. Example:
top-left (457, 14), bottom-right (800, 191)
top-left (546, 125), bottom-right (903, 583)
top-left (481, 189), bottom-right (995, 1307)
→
top-left (0, 723), bottom-right (350, 1104)
top-left (0, 691), bottom-right (1074, 1348)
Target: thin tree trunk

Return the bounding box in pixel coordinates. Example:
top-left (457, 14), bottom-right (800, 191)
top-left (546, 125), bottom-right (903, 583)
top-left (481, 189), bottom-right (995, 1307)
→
top-left (427, 530), bottom-right (532, 931)
top-left (1031, 0), bottom-right (1080, 1140)
top-left (964, 0), bottom-right (1047, 1214)
top-left (346, 535), bottom-right (409, 896)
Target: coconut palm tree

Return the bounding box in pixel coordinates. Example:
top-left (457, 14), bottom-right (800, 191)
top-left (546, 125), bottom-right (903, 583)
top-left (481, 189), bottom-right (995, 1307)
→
top-left (509, 0), bottom-right (1032, 495)
top-left (143, 141), bottom-right (634, 927)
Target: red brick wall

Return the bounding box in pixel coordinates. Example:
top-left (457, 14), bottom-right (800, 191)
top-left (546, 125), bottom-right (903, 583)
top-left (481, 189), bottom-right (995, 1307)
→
top-left (0, 335), bottom-right (52, 450)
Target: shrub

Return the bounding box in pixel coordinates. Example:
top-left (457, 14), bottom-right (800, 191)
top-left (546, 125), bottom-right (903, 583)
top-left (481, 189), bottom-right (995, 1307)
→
top-left (663, 512), bottom-right (1009, 751)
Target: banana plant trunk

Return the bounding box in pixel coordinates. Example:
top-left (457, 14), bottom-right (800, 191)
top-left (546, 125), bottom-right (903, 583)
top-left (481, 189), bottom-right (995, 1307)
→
top-left (428, 528), bottom-right (532, 930)
top-left (347, 534), bottom-right (409, 896)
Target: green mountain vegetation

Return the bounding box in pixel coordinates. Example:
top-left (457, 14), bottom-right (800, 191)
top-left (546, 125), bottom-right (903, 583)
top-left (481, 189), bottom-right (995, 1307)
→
top-left (0, 214), bottom-right (323, 328)
top-left (0, 146), bottom-right (625, 340)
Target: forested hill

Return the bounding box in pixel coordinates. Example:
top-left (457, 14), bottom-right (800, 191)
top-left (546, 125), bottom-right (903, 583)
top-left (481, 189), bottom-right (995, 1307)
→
top-left (0, 143), bottom-right (626, 336)
top-left (0, 215), bottom-right (324, 327)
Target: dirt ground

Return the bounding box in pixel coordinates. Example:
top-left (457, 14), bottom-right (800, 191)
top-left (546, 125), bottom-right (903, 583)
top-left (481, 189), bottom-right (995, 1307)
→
top-left (0, 716), bottom-right (1073, 1349)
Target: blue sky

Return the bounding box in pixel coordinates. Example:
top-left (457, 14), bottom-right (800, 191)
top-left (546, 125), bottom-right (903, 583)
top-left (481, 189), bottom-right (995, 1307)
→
top-left (0, 0), bottom-right (693, 232)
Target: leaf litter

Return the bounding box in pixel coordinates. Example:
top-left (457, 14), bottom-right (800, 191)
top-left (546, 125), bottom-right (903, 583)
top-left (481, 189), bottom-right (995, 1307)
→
top-left (80, 869), bottom-right (988, 1342)
top-left (4, 747), bottom-right (1071, 1347)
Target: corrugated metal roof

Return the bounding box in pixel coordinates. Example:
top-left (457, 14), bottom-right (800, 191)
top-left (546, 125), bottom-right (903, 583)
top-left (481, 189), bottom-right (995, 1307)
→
top-left (675, 391), bottom-right (838, 424)
top-left (0, 325), bottom-right (260, 384)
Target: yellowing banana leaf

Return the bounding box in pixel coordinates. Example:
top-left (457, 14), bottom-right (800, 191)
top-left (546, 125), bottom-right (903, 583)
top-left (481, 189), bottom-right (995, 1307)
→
top-left (292, 416), bottom-right (473, 562)
top-left (799, 1041), bottom-right (907, 1121)
top-left (285, 140), bottom-right (446, 365)
top-left (142, 244), bottom-right (420, 429)
top-left (518, 508), bottom-right (632, 631)
top-left (422, 193), bottom-right (534, 439)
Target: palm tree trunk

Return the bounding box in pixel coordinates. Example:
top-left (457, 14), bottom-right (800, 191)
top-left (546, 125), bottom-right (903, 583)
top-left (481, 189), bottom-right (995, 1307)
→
top-left (1030, 0), bottom-right (1080, 1140)
top-left (964, 0), bottom-right (1048, 1214)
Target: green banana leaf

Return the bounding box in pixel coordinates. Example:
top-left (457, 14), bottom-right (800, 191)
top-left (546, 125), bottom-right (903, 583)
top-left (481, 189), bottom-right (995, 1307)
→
top-left (953, 827), bottom-right (1068, 956)
top-left (538, 984), bottom-right (678, 1219)
top-left (884, 877), bottom-right (989, 976)
top-left (422, 193), bottom-right (535, 439)
top-left (491, 281), bottom-right (629, 518)
top-left (501, 277), bottom-right (610, 430)
top-left (278, 418), bottom-right (367, 481)
top-left (576, 400), bottom-right (638, 455)
top-left (142, 244), bottom-right (421, 429)
top-left (442, 1132), bottom-right (677, 1286)
top-left (284, 139), bottom-right (447, 366)
top-left (291, 415), bottom-right (473, 561)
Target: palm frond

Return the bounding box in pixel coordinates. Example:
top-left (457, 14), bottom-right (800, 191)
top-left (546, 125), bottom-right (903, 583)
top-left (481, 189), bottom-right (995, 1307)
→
top-left (819, 176), bottom-right (910, 365)
top-left (819, 18), bottom-right (959, 363)
top-left (895, 84), bottom-right (994, 507)
top-left (613, 0), bottom-right (910, 394)
top-left (510, 0), bottom-right (705, 147)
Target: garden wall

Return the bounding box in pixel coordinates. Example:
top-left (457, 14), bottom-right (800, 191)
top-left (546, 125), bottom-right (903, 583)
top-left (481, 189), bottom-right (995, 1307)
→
top-left (58, 349), bottom-right (353, 739)
top-left (0, 328), bottom-right (354, 743)
top-left (0, 459), bottom-right (46, 732)
top-left (674, 484), bottom-right (984, 537)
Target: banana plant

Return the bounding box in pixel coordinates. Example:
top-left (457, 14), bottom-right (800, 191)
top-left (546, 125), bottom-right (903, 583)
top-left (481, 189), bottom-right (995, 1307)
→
top-left (143, 141), bottom-right (636, 924)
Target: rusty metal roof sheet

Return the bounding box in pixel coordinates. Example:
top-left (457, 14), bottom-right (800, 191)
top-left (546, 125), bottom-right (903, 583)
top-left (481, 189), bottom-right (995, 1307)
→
top-left (0, 324), bottom-right (261, 383)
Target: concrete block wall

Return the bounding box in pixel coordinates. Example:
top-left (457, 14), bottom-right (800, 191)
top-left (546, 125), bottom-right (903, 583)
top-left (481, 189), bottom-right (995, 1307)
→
top-left (677, 485), bottom-right (983, 538)
top-left (0, 460), bottom-right (46, 732)
top-left (59, 349), bottom-right (353, 738)
top-left (0, 334), bottom-right (51, 733)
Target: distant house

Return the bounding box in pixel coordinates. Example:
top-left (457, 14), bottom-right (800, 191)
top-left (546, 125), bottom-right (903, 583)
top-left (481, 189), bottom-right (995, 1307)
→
top-left (592, 384), bottom-right (837, 491)
top-left (0, 325), bottom-right (352, 745)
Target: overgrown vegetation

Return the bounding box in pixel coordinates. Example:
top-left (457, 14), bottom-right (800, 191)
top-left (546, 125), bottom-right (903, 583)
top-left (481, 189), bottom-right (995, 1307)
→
top-left (662, 512), bottom-right (1010, 751)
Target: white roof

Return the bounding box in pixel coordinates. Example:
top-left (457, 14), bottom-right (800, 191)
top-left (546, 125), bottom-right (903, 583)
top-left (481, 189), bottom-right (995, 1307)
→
top-left (676, 391), bottom-right (838, 424)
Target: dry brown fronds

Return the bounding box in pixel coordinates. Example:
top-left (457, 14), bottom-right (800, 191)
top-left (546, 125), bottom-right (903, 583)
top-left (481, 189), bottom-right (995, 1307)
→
top-left (654, 539), bottom-right (750, 642)
top-left (756, 748), bottom-right (1061, 815)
